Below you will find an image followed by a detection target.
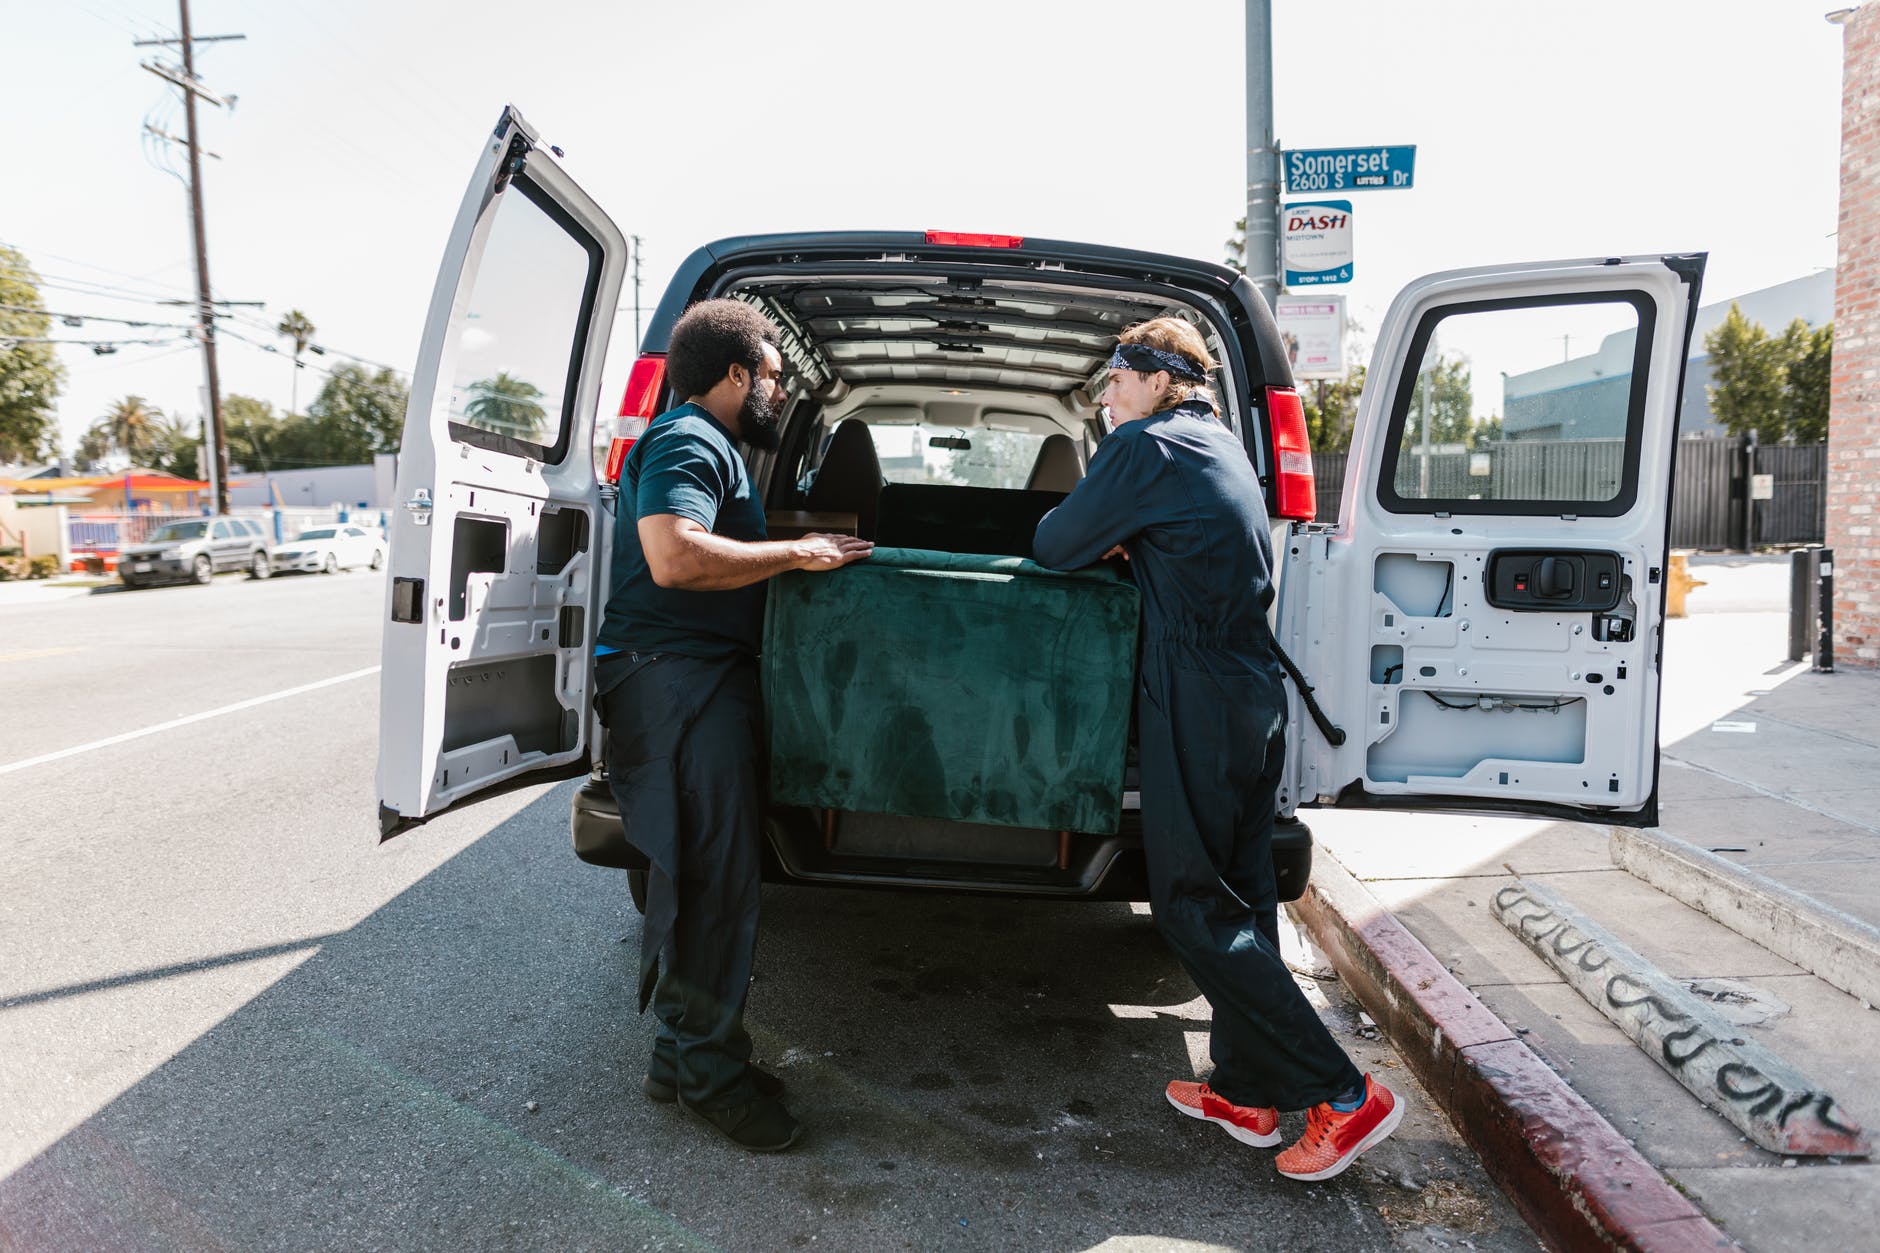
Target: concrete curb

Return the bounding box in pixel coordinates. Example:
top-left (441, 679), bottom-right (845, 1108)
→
top-left (1289, 852), bottom-right (1737, 1252)
top-left (1611, 826), bottom-right (1880, 1009)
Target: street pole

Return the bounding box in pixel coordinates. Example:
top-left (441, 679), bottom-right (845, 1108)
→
top-left (1245, 0), bottom-right (1280, 312)
top-left (138, 5), bottom-right (242, 515)
top-left (178, 0), bottom-right (226, 515)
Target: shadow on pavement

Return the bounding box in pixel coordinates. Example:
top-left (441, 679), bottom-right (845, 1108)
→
top-left (0, 786), bottom-right (1480, 1252)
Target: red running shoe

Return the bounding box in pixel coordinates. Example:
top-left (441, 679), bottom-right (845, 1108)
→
top-left (1275, 1074), bottom-right (1402, 1181)
top-left (1165, 1079), bottom-right (1281, 1148)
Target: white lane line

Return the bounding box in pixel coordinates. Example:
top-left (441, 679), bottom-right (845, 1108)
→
top-left (0, 665), bottom-right (382, 777)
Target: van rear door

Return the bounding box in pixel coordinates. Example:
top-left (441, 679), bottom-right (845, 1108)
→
top-left (376, 106), bottom-right (625, 838)
top-left (1279, 254), bottom-right (1703, 826)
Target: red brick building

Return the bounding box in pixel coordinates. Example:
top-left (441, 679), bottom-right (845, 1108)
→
top-left (1831, 5), bottom-right (1880, 664)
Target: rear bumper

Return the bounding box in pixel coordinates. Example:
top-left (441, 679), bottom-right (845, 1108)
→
top-left (570, 778), bottom-right (1312, 903)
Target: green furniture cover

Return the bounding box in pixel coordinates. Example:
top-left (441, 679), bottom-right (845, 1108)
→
top-left (763, 547), bottom-right (1140, 835)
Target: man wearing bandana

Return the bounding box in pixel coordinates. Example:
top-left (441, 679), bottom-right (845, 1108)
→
top-left (594, 298), bottom-right (872, 1152)
top-left (1033, 317), bottom-right (1400, 1182)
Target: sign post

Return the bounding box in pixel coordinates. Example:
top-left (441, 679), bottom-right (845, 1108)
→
top-left (1282, 200), bottom-right (1353, 286)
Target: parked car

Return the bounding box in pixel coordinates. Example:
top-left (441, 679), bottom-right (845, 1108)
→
top-left (119, 516), bottom-right (271, 587)
top-left (377, 107), bottom-right (1702, 915)
top-left (269, 524), bottom-right (385, 575)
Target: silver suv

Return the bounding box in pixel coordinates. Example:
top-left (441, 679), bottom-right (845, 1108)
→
top-left (118, 516), bottom-right (272, 587)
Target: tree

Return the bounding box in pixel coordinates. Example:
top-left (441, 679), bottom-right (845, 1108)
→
top-left (1405, 352), bottom-right (1475, 447)
top-left (1781, 321), bottom-right (1831, 444)
top-left (276, 309), bottom-right (317, 415)
top-left (0, 245), bottom-right (65, 463)
top-left (310, 364), bottom-right (408, 454)
top-left (146, 413), bottom-right (202, 479)
top-left (223, 394), bottom-right (283, 471)
top-left (1226, 216), bottom-right (1248, 274)
top-left (104, 395), bottom-right (161, 462)
top-left (1705, 304), bottom-right (1788, 440)
top-left (463, 371), bottom-right (545, 440)
top-left (1302, 365), bottom-right (1365, 455)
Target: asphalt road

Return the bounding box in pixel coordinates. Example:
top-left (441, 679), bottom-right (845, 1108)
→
top-left (0, 569), bottom-right (1536, 1251)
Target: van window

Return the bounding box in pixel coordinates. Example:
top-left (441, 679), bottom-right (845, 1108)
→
top-left (1377, 293), bottom-right (1654, 517)
top-left (445, 176), bottom-right (602, 463)
top-left (862, 424), bottom-right (1048, 491)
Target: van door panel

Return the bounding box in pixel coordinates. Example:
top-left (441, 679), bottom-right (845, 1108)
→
top-left (377, 107), bottom-right (624, 837)
top-left (1280, 255), bottom-right (1702, 826)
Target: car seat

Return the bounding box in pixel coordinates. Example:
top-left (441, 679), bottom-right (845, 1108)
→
top-left (806, 418), bottom-right (884, 539)
top-left (1024, 433), bottom-right (1082, 493)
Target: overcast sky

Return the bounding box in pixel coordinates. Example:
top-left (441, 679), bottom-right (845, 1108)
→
top-left (2, 0), bottom-right (1848, 460)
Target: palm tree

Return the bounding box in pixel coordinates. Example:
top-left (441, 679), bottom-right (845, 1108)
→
top-left (277, 309), bottom-right (317, 415)
top-left (102, 396), bottom-right (161, 465)
top-left (463, 372), bottom-right (548, 439)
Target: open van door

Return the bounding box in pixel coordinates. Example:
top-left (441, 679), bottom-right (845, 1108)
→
top-left (377, 106), bottom-right (625, 838)
top-left (1278, 254), bottom-right (1704, 826)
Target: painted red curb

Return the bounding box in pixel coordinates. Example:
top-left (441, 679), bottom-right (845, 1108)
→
top-left (1291, 853), bottom-right (1738, 1252)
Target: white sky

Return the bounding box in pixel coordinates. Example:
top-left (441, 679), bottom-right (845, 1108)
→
top-left (1, 0), bottom-right (1848, 460)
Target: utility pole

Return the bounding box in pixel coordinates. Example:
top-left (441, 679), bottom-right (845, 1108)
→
top-left (1245, 0), bottom-right (1280, 312)
top-left (137, 4), bottom-right (243, 514)
top-left (629, 234), bottom-right (644, 351)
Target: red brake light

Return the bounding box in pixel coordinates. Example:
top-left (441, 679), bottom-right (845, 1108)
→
top-left (1266, 386), bottom-right (1317, 522)
top-left (606, 354), bottom-right (667, 483)
top-left (924, 230), bottom-right (1024, 248)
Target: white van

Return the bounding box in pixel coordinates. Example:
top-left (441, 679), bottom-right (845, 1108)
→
top-left (376, 107), bottom-right (1702, 910)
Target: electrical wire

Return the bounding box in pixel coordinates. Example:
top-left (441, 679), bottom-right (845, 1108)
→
top-left (1423, 692), bottom-right (1581, 713)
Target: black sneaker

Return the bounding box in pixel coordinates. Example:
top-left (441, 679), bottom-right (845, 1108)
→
top-left (642, 1065), bottom-right (786, 1105)
top-left (679, 1094), bottom-right (802, 1153)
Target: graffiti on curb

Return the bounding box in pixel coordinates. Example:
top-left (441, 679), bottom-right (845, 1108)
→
top-left (1491, 882), bottom-right (1870, 1158)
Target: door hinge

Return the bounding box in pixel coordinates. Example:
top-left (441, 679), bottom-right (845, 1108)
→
top-left (404, 488), bottom-right (434, 526)
top-left (493, 129), bottom-right (533, 193)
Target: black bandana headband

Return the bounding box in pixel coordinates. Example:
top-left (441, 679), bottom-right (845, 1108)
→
top-left (1106, 341), bottom-right (1209, 383)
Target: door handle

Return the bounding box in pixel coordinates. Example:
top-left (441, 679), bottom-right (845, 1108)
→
top-left (1536, 556), bottom-right (1575, 598)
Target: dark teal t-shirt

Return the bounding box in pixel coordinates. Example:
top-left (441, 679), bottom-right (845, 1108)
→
top-left (598, 403), bottom-right (768, 660)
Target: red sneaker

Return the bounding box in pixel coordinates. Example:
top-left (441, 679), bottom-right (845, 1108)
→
top-left (1275, 1075), bottom-right (1402, 1181)
top-left (1165, 1079), bottom-right (1281, 1148)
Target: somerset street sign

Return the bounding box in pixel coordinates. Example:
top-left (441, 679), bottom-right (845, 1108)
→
top-left (1283, 200), bottom-right (1352, 286)
top-left (1283, 145), bottom-right (1416, 193)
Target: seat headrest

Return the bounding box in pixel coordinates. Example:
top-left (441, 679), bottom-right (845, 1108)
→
top-left (1024, 433), bottom-right (1082, 494)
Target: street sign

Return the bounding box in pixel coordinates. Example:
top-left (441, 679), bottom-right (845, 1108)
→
top-left (1283, 200), bottom-right (1352, 286)
top-left (1751, 473), bottom-right (1775, 501)
top-left (1275, 294), bottom-right (1346, 379)
top-left (1282, 145), bottom-right (1416, 193)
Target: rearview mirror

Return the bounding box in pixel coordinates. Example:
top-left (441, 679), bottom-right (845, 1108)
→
top-left (928, 435), bottom-right (971, 450)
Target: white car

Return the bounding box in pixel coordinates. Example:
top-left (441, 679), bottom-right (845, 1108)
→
top-left (269, 524), bottom-right (385, 575)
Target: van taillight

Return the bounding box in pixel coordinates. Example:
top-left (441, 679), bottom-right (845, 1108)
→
top-left (1266, 386), bottom-right (1316, 522)
top-left (605, 354), bottom-right (666, 483)
top-left (924, 230), bottom-right (1024, 248)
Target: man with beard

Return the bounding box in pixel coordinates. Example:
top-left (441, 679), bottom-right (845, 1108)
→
top-left (596, 298), bottom-right (872, 1152)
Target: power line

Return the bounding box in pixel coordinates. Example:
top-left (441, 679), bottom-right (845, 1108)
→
top-left (0, 303), bottom-right (197, 331)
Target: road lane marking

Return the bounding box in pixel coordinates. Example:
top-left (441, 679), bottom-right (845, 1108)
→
top-left (0, 646), bottom-right (87, 664)
top-left (0, 665), bottom-right (382, 777)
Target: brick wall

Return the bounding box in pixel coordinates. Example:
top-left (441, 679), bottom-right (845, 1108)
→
top-left (1830, 5), bottom-right (1880, 664)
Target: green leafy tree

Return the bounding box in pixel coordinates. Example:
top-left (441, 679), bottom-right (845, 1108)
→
top-left (1405, 352), bottom-right (1475, 447)
top-left (147, 413), bottom-right (202, 479)
top-left (1781, 320), bottom-right (1831, 444)
top-left (1705, 304), bottom-right (1788, 439)
top-left (463, 371), bottom-right (545, 440)
top-left (1471, 413), bottom-right (1504, 449)
top-left (104, 395), bottom-right (161, 462)
top-left (276, 309), bottom-right (317, 414)
top-left (1226, 216), bottom-right (1248, 274)
top-left (0, 245), bottom-right (65, 463)
top-left (309, 364), bottom-right (408, 454)
top-left (223, 394), bottom-right (283, 471)
top-left (1302, 364), bottom-right (1365, 455)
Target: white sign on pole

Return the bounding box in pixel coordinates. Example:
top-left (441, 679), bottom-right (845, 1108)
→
top-left (1750, 473), bottom-right (1774, 501)
top-left (1274, 294), bottom-right (1346, 378)
top-left (1282, 200), bottom-right (1353, 285)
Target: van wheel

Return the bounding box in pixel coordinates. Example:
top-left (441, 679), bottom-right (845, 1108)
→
top-left (192, 554), bottom-right (214, 585)
top-left (627, 869), bottom-right (648, 915)
top-left (249, 552), bottom-right (271, 580)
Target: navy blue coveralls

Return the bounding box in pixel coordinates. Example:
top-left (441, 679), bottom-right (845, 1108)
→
top-left (1033, 399), bottom-right (1362, 1111)
top-left (594, 402), bottom-right (769, 1114)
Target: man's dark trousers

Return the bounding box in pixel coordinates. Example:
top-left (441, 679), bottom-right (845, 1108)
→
top-left (1136, 638), bottom-right (1362, 1112)
top-left (600, 651), bottom-right (764, 1112)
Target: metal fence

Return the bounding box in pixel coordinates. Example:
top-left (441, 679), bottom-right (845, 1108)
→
top-left (67, 506), bottom-right (391, 558)
top-left (1309, 435), bottom-right (1826, 551)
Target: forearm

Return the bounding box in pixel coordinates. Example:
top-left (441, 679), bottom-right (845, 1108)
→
top-left (652, 531), bottom-right (814, 591)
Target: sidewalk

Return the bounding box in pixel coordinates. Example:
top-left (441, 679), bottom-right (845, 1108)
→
top-left (1288, 555), bottom-right (1880, 1250)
